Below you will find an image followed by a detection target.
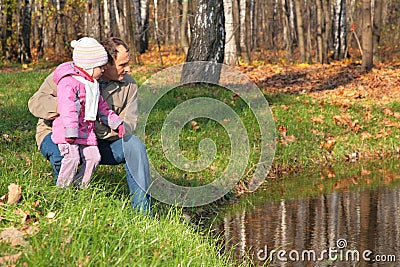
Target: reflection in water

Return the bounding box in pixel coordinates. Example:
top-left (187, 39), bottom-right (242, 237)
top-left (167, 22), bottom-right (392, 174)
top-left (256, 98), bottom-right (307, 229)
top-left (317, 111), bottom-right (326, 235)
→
top-left (218, 187), bottom-right (400, 266)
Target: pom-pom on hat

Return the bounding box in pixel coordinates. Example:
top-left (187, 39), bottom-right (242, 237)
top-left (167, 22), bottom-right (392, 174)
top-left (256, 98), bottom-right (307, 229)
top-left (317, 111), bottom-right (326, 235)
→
top-left (71, 37), bottom-right (108, 71)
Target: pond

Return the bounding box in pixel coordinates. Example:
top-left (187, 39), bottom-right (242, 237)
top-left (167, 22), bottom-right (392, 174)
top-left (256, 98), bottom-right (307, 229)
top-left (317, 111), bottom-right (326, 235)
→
top-left (213, 159), bottom-right (400, 266)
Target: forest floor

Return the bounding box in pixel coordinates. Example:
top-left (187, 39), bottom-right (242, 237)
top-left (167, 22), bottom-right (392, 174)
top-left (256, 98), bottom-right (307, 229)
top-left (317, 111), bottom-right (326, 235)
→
top-left (135, 45), bottom-right (400, 106)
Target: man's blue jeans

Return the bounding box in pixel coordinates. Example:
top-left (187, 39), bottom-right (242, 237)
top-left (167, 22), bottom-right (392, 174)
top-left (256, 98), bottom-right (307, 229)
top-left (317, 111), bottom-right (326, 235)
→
top-left (40, 133), bottom-right (152, 214)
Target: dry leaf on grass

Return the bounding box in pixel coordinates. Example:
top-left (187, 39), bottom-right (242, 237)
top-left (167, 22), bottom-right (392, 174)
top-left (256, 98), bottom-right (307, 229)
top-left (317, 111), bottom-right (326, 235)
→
top-left (0, 252), bottom-right (22, 265)
top-left (0, 183), bottom-right (22, 205)
top-left (0, 228), bottom-right (28, 247)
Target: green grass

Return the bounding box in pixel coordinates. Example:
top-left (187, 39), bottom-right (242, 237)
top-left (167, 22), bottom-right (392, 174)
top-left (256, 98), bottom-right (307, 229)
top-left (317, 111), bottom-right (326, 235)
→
top-left (0, 70), bottom-right (235, 266)
top-left (1, 68), bottom-right (400, 266)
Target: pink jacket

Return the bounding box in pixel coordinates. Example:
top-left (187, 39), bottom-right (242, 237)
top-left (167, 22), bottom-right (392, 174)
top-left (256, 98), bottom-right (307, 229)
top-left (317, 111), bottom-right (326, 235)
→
top-left (51, 62), bottom-right (122, 146)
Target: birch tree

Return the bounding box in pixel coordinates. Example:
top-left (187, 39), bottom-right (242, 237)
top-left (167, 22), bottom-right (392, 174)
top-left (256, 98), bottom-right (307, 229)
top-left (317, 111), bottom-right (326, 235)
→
top-left (282, 0), bottom-right (293, 62)
top-left (333, 0), bottom-right (347, 60)
top-left (103, 0), bottom-right (111, 37)
top-left (223, 0), bottom-right (238, 65)
top-left (180, 0), bottom-right (190, 55)
top-left (185, 0), bottom-right (225, 63)
top-left (183, 0), bottom-right (225, 83)
top-left (239, 0), bottom-right (250, 63)
top-left (133, 0), bottom-right (150, 53)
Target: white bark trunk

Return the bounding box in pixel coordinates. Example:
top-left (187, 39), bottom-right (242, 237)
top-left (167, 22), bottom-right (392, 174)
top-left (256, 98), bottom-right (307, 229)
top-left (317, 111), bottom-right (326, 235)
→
top-left (223, 0), bottom-right (238, 65)
top-left (104, 0), bottom-right (110, 37)
top-left (239, 0), bottom-right (246, 52)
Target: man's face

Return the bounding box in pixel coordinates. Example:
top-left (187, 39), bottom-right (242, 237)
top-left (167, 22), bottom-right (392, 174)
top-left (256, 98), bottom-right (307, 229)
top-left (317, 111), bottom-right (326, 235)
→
top-left (102, 45), bottom-right (131, 82)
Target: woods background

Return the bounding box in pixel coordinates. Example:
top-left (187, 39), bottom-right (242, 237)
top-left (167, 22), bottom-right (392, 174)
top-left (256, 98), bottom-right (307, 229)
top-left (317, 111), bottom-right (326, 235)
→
top-left (1, 0), bottom-right (400, 70)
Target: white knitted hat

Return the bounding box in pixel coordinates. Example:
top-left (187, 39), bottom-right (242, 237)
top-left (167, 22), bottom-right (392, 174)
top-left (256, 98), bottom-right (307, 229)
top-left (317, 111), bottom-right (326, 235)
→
top-left (71, 37), bottom-right (108, 70)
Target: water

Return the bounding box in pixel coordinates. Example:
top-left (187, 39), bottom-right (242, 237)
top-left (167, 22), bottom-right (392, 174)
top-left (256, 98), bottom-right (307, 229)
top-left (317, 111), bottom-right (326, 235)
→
top-left (214, 163), bottom-right (400, 266)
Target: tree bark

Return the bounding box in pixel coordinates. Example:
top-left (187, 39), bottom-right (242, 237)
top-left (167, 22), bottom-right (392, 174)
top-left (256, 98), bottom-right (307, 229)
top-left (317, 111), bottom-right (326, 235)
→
top-left (333, 0), bottom-right (346, 60)
top-left (282, 0), bottom-right (293, 62)
top-left (223, 0), bottom-right (238, 65)
top-left (361, 0), bottom-right (373, 71)
top-left (315, 0), bottom-right (326, 63)
top-left (294, 0), bottom-right (305, 62)
top-left (373, 0), bottom-right (383, 61)
top-left (103, 0), bottom-right (111, 37)
top-left (19, 0), bottom-right (32, 63)
top-left (133, 0), bottom-right (150, 53)
top-left (180, 0), bottom-right (190, 55)
top-left (184, 0), bottom-right (225, 83)
top-left (239, 0), bottom-right (250, 63)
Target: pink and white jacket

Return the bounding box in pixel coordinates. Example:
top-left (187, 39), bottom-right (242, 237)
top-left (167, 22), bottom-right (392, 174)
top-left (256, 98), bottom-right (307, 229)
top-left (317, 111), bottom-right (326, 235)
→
top-left (51, 62), bottom-right (122, 146)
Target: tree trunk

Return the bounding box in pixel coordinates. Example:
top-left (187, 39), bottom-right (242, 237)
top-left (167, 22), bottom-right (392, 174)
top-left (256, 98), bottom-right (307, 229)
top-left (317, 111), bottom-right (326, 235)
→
top-left (232, 0), bottom-right (241, 54)
top-left (361, 0), bottom-right (373, 71)
top-left (373, 0), bottom-right (383, 61)
top-left (339, 0), bottom-right (347, 57)
top-left (133, 0), bottom-right (150, 53)
top-left (180, 0), bottom-right (190, 55)
top-left (306, 2), bottom-right (312, 63)
top-left (333, 0), bottom-right (346, 60)
top-left (85, 0), bottom-right (101, 40)
top-left (3, 0), bottom-right (14, 60)
top-left (323, 0), bottom-right (332, 62)
top-left (33, 0), bottom-right (45, 60)
top-left (294, 0), bottom-right (305, 62)
top-left (19, 0), bottom-right (32, 63)
top-left (184, 0), bottom-right (225, 83)
top-left (315, 0), bottom-right (326, 63)
top-left (288, 0), bottom-right (296, 45)
top-left (104, 0), bottom-right (111, 37)
top-left (282, 0), bottom-right (293, 62)
top-left (223, 0), bottom-right (238, 65)
top-left (239, 0), bottom-right (250, 63)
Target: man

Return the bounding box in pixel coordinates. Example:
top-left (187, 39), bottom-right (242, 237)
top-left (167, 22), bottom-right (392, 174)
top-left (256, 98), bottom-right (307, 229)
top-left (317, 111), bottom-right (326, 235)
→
top-left (28, 37), bottom-right (152, 214)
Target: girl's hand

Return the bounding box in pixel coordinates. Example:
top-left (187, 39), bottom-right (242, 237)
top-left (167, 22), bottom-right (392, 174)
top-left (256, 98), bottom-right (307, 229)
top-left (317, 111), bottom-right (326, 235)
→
top-left (118, 124), bottom-right (126, 138)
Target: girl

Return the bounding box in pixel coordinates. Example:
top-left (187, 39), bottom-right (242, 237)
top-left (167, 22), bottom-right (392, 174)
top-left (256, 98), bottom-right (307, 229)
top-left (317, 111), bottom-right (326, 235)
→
top-left (51, 37), bottom-right (125, 188)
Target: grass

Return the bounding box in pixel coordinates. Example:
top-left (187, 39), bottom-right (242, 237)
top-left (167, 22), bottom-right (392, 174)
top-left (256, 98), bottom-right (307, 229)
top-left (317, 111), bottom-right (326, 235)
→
top-left (1, 66), bottom-right (400, 265)
top-left (0, 70), bottom-right (235, 266)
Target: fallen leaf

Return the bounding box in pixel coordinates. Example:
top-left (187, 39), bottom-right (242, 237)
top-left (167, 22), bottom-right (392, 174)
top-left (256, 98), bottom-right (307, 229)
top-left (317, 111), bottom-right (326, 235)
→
top-left (311, 129), bottom-right (324, 136)
top-left (0, 228), bottom-right (28, 247)
top-left (360, 131), bottom-right (372, 140)
top-left (376, 128), bottom-right (392, 139)
top-left (0, 252), bottom-right (22, 265)
top-left (280, 105), bottom-right (291, 110)
top-left (281, 134), bottom-right (296, 145)
top-left (190, 120), bottom-right (200, 130)
top-left (326, 168), bottom-right (336, 178)
top-left (278, 125), bottom-right (287, 135)
top-left (381, 119), bottom-right (400, 127)
top-left (311, 115), bottom-right (325, 124)
top-left (7, 183), bottom-right (22, 205)
top-left (15, 208), bottom-right (30, 223)
top-left (333, 115), bottom-right (351, 126)
top-left (361, 169), bottom-right (371, 176)
top-left (382, 107), bottom-right (394, 116)
top-left (320, 138), bottom-right (337, 151)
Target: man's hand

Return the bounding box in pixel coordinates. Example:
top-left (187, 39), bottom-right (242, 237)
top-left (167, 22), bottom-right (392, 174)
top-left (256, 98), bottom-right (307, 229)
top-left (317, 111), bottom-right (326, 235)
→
top-left (118, 124), bottom-right (126, 138)
top-left (65, 137), bottom-right (76, 144)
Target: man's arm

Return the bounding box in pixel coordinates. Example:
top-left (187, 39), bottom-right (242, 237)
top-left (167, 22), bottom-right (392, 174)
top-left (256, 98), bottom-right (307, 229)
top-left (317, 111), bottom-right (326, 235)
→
top-left (119, 75), bottom-right (138, 135)
top-left (28, 73), bottom-right (59, 120)
top-left (96, 74), bottom-right (138, 140)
